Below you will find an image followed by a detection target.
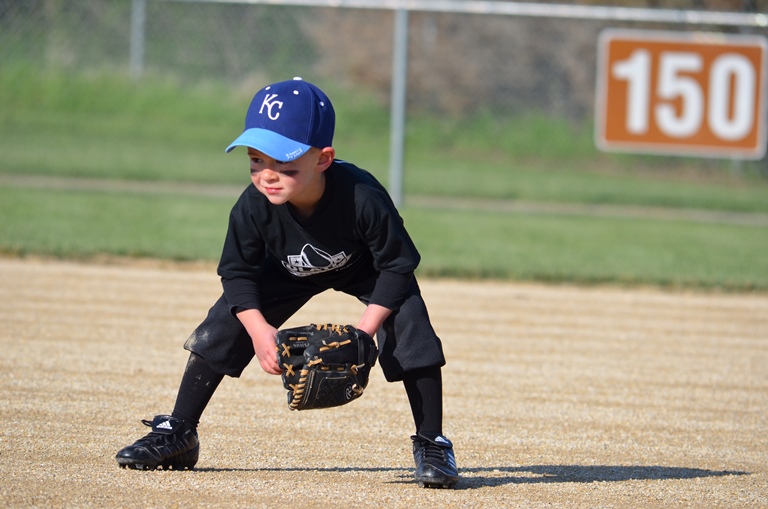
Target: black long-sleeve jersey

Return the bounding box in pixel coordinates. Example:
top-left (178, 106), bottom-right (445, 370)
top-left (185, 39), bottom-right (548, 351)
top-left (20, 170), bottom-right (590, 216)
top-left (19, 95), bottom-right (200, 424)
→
top-left (217, 159), bottom-right (421, 314)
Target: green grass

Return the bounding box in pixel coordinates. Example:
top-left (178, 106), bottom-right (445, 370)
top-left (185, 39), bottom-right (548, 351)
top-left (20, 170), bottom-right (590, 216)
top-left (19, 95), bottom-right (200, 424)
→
top-left (402, 207), bottom-right (768, 290)
top-left (404, 156), bottom-right (768, 212)
top-left (2, 186), bottom-right (767, 291)
top-left (0, 66), bottom-right (248, 183)
top-left (0, 187), bottom-right (232, 260)
top-left (2, 66), bottom-right (767, 210)
top-left (2, 67), bottom-right (768, 290)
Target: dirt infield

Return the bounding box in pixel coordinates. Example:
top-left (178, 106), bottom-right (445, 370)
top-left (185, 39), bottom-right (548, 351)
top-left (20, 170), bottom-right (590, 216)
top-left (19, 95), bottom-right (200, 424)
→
top-left (1, 257), bottom-right (766, 508)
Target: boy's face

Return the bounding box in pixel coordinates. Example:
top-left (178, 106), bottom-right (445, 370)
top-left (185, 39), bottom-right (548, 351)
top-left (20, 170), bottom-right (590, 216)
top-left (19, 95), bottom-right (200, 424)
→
top-left (247, 147), bottom-right (334, 215)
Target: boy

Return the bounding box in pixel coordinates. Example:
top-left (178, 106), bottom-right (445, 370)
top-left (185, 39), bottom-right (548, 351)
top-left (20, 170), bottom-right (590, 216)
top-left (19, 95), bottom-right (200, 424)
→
top-left (115, 77), bottom-right (459, 489)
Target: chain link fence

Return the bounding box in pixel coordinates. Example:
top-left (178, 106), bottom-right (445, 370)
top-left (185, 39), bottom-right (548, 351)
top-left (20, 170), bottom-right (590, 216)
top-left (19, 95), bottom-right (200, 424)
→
top-left (2, 0), bottom-right (767, 189)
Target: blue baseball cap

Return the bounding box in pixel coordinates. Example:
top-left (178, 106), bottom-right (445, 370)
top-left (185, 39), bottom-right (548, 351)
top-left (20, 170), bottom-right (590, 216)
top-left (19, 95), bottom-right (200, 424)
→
top-left (225, 77), bottom-right (335, 161)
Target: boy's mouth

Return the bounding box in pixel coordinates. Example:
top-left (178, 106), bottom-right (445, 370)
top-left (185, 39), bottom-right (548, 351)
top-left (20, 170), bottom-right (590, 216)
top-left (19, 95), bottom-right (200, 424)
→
top-left (263, 186), bottom-right (281, 195)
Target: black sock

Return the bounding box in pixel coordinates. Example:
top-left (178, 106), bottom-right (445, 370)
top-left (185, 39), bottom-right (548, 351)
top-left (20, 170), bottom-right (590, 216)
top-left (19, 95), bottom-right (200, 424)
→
top-left (402, 365), bottom-right (443, 435)
top-left (171, 352), bottom-right (224, 428)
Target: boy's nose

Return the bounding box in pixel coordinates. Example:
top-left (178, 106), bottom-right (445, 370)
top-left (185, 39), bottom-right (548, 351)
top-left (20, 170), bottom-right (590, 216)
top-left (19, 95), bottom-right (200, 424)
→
top-left (260, 168), bottom-right (279, 181)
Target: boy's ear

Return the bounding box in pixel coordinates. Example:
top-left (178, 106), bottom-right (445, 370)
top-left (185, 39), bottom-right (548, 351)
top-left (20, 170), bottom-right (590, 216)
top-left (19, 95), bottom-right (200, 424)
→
top-left (316, 147), bottom-right (336, 171)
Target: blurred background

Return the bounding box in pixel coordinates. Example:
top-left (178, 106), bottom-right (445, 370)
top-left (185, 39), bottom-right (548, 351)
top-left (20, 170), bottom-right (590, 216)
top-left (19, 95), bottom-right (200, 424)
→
top-left (1, 0), bottom-right (767, 289)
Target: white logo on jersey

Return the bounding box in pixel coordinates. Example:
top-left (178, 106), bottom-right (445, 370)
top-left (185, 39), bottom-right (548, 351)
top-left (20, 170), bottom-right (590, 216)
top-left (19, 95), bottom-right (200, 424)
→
top-left (259, 93), bottom-right (283, 120)
top-left (282, 244), bottom-right (351, 277)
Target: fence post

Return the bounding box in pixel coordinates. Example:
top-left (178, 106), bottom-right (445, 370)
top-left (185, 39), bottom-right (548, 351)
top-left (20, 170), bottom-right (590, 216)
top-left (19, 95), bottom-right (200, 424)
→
top-left (130, 0), bottom-right (146, 80)
top-left (389, 7), bottom-right (408, 207)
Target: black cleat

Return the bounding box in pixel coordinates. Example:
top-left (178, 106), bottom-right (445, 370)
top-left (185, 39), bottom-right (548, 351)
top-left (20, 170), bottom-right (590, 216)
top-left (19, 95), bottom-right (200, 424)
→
top-left (116, 415), bottom-right (199, 471)
top-left (411, 432), bottom-right (459, 488)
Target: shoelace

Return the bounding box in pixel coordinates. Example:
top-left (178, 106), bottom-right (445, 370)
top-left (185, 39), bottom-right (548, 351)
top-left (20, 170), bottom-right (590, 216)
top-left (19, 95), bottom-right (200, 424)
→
top-left (420, 441), bottom-right (448, 462)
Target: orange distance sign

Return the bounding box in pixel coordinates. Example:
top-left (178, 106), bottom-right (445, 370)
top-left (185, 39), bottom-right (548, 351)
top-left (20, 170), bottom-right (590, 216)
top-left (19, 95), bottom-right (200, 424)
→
top-left (596, 29), bottom-right (767, 159)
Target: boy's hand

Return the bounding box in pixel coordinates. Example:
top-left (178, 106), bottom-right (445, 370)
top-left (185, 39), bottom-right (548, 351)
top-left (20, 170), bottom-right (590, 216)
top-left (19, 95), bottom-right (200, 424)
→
top-left (236, 309), bottom-right (282, 375)
top-left (252, 328), bottom-right (282, 375)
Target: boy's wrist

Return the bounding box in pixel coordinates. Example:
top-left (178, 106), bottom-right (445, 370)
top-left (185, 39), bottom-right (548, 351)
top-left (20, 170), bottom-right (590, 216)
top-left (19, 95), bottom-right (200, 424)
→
top-left (236, 308), bottom-right (272, 335)
top-left (356, 303), bottom-right (392, 337)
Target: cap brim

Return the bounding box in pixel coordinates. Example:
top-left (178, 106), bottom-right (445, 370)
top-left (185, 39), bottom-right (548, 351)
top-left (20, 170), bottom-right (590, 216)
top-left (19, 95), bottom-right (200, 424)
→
top-left (225, 128), bottom-right (311, 162)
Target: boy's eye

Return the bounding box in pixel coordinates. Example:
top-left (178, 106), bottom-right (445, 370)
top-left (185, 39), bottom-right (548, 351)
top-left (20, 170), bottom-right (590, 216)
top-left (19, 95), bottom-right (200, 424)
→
top-left (249, 157), bottom-right (289, 166)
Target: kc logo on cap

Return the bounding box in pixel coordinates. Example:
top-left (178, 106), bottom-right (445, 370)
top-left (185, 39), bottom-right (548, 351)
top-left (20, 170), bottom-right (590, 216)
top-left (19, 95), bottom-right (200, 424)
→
top-left (259, 93), bottom-right (283, 121)
top-left (225, 77), bottom-right (335, 162)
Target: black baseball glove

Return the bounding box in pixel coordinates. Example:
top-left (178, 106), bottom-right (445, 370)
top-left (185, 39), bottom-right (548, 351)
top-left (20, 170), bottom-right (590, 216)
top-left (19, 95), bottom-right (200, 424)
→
top-left (275, 323), bottom-right (378, 411)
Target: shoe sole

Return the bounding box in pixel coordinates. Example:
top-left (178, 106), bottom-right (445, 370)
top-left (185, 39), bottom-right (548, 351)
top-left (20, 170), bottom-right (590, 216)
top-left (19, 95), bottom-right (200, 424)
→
top-left (116, 446), bottom-right (199, 471)
top-left (416, 476), bottom-right (459, 489)
top-left (116, 454), bottom-right (197, 471)
top-left (117, 460), bottom-right (196, 471)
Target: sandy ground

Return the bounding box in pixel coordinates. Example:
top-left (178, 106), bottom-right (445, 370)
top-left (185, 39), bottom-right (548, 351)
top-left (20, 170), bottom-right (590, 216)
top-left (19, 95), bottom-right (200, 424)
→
top-left (0, 257), bottom-right (766, 508)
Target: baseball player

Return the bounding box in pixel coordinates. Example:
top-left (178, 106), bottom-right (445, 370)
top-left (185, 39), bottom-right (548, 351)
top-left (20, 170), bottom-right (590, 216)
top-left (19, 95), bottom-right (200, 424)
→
top-left (115, 77), bottom-right (459, 488)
